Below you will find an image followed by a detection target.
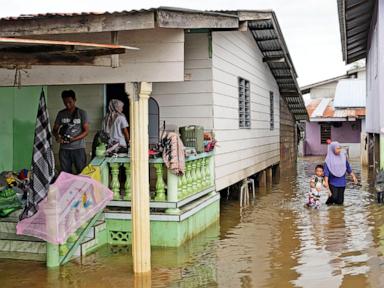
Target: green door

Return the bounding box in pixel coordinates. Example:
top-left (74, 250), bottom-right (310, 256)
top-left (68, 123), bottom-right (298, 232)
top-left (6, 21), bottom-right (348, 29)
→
top-left (0, 88), bottom-right (15, 171)
top-left (0, 86), bottom-right (46, 172)
top-left (13, 87), bottom-right (46, 171)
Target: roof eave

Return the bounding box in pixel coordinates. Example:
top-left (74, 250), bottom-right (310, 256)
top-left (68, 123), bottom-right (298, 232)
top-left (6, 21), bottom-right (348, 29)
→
top-left (337, 0), bottom-right (375, 64)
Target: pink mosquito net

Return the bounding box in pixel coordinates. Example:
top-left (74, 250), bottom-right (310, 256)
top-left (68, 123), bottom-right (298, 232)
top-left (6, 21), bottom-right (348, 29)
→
top-left (16, 172), bottom-right (113, 244)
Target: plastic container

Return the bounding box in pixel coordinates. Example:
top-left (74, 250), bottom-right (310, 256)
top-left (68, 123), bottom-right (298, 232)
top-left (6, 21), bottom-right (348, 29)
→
top-left (179, 125), bottom-right (204, 153)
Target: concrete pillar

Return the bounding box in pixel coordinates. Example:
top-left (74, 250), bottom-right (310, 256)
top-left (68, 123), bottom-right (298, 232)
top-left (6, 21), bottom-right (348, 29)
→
top-left (258, 170), bottom-right (267, 187)
top-left (361, 132), bottom-right (369, 167)
top-left (134, 272), bottom-right (152, 288)
top-left (46, 243), bottom-right (60, 268)
top-left (126, 82), bottom-right (152, 273)
top-left (266, 167), bottom-right (273, 186)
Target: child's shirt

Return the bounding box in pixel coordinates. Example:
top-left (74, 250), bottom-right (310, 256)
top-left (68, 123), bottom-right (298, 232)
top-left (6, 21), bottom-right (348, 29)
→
top-left (310, 175), bottom-right (325, 197)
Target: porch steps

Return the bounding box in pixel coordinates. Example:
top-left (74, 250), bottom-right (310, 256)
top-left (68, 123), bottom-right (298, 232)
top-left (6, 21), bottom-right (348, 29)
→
top-left (0, 212), bottom-right (107, 263)
top-left (60, 212), bottom-right (106, 264)
top-left (0, 215), bottom-right (46, 261)
top-left (104, 191), bottom-right (220, 221)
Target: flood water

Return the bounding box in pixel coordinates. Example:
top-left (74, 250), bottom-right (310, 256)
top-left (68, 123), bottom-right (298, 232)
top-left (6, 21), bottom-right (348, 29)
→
top-left (1, 157), bottom-right (384, 288)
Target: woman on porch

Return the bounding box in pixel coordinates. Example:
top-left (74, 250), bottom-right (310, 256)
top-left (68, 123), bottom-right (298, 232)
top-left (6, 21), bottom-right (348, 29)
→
top-left (102, 99), bottom-right (130, 153)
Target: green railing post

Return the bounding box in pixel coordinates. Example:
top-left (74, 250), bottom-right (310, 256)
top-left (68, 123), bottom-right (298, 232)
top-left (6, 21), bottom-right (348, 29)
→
top-left (100, 161), bottom-right (109, 188)
top-left (181, 166), bottom-right (188, 198)
top-left (154, 163), bottom-right (166, 201)
top-left (208, 155), bottom-right (215, 187)
top-left (205, 156), bottom-right (211, 187)
top-left (46, 243), bottom-right (60, 268)
top-left (191, 160), bottom-right (197, 194)
top-left (124, 162), bottom-right (131, 200)
top-left (201, 158), bottom-right (207, 188)
top-left (110, 163), bottom-right (121, 200)
top-left (186, 161), bottom-right (193, 196)
top-left (196, 159), bottom-right (202, 191)
top-left (165, 170), bottom-right (181, 215)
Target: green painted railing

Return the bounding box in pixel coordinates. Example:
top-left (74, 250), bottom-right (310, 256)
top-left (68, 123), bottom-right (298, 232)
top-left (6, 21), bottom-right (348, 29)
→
top-left (90, 151), bottom-right (215, 204)
top-left (46, 212), bottom-right (103, 267)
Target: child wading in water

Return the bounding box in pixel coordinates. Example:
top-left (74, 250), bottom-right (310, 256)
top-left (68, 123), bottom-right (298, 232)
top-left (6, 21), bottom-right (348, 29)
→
top-left (307, 165), bottom-right (330, 209)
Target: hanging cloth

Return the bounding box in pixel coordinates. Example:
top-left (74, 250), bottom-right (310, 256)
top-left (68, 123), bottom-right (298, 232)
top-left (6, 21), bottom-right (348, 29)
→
top-left (20, 89), bottom-right (55, 220)
top-left (161, 132), bottom-right (185, 176)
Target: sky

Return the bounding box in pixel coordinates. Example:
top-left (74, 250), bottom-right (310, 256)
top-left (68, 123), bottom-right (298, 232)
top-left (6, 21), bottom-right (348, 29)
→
top-left (0, 0), bottom-right (356, 86)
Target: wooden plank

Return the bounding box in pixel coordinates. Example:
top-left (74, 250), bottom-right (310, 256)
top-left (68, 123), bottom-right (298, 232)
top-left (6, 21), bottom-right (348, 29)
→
top-left (0, 12), bottom-right (155, 37)
top-left (215, 143), bottom-right (279, 167)
top-left (215, 155), bottom-right (280, 190)
top-left (0, 48), bottom-right (125, 67)
top-left (156, 9), bottom-right (238, 29)
top-left (0, 61), bottom-right (184, 85)
top-left (111, 31), bottom-right (119, 68)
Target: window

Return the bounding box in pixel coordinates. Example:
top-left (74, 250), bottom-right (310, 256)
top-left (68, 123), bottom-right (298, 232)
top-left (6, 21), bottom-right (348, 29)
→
top-left (270, 91), bottom-right (274, 130)
top-left (320, 123), bottom-right (331, 144)
top-left (239, 78), bottom-right (251, 128)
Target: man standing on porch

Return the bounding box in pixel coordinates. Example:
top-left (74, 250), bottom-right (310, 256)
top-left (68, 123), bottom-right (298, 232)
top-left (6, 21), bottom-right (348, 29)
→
top-left (53, 90), bottom-right (89, 174)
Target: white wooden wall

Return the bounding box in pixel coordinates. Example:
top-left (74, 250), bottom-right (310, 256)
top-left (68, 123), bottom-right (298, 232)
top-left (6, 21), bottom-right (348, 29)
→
top-left (153, 30), bottom-right (281, 191)
top-left (151, 33), bottom-right (214, 129)
top-left (47, 85), bottom-right (104, 167)
top-left (0, 28), bottom-right (184, 86)
top-left (366, 6), bottom-right (383, 134)
top-left (309, 82), bottom-right (338, 99)
top-left (211, 30), bottom-right (280, 191)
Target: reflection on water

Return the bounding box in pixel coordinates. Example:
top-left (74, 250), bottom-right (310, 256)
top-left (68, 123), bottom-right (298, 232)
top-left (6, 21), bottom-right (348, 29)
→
top-left (1, 157), bottom-right (384, 288)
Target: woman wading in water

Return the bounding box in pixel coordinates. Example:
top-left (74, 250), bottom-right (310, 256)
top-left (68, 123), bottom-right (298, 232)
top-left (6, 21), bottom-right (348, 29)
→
top-left (324, 141), bottom-right (358, 205)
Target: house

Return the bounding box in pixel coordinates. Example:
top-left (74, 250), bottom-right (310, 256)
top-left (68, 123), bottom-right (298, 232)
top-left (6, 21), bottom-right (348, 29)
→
top-left (337, 0), bottom-right (383, 170)
top-left (0, 7), bottom-right (306, 268)
top-left (301, 67), bottom-right (367, 162)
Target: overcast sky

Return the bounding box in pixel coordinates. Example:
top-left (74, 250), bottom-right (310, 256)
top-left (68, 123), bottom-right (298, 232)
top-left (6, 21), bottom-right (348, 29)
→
top-left (0, 0), bottom-right (355, 86)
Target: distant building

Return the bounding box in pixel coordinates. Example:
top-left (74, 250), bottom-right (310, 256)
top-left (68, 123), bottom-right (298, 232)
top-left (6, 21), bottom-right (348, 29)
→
top-left (337, 0), bottom-right (383, 170)
top-left (301, 67), bottom-right (366, 161)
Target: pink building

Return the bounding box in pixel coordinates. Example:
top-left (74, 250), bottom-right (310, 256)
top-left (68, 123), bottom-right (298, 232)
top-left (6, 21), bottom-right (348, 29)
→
top-left (301, 68), bottom-right (366, 159)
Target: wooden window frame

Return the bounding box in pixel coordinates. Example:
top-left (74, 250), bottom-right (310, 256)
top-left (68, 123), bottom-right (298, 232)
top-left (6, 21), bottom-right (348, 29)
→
top-left (320, 123), bottom-right (331, 144)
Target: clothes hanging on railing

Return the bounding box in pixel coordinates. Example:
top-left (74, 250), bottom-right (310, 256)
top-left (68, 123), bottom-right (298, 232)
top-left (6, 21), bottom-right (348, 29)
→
top-left (161, 132), bottom-right (185, 176)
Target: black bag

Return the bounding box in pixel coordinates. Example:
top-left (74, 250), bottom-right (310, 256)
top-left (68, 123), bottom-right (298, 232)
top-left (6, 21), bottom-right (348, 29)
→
top-left (58, 108), bottom-right (81, 142)
top-left (98, 130), bottom-right (110, 144)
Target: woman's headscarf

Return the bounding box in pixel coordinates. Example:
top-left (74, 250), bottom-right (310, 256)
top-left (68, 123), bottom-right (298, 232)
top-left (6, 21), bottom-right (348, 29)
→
top-left (102, 99), bottom-right (124, 134)
top-left (325, 141), bottom-right (347, 177)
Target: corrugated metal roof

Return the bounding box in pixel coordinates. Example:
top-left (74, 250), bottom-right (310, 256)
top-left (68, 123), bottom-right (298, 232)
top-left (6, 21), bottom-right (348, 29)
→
top-left (0, 7), bottom-right (238, 21)
top-left (306, 98), bottom-right (365, 121)
top-left (247, 13), bottom-right (307, 121)
top-left (0, 9), bottom-right (153, 21)
top-left (334, 79), bottom-right (366, 108)
top-left (338, 0), bottom-right (375, 64)
top-left (312, 98), bottom-right (332, 117)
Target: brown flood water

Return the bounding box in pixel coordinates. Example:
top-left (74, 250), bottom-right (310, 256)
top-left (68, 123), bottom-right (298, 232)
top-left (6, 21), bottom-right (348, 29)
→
top-left (1, 157), bottom-right (384, 288)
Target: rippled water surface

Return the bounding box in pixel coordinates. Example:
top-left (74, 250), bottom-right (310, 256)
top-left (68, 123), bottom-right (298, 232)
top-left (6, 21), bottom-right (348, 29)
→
top-left (1, 157), bottom-right (384, 288)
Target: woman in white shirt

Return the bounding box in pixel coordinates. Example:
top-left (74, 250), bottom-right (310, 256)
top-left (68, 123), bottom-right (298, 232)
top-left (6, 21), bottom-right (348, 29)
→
top-left (102, 99), bottom-right (130, 150)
